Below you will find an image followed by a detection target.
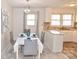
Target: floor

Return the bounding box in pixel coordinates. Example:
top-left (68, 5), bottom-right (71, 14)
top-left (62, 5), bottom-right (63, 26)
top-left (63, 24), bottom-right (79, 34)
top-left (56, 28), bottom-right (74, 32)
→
top-left (63, 42), bottom-right (77, 59)
top-left (1, 42), bottom-right (77, 59)
top-left (40, 47), bottom-right (68, 59)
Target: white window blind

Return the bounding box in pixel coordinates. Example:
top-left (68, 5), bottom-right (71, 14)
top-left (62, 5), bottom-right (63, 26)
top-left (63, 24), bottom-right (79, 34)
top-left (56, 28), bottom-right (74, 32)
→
top-left (63, 15), bottom-right (72, 26)
top-left (26, 14), bottom-right (35, 25)
top-left (51, 15), bottom-right (60, 25)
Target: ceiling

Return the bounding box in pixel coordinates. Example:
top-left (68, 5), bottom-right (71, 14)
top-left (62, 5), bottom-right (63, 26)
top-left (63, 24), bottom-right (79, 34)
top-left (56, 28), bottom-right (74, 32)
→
top-left (8, 0), bottom-right (77, 8)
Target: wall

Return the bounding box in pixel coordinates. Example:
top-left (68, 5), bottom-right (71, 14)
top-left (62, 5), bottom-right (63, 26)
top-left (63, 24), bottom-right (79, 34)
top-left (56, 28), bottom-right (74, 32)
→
top-left (1, 0), bottom-right (13, 31)
top-left (45, 7), bottom-right (77, 27)
top-left (12, 8), bottom-right (24, 40)
top-left (1, 0), bottom-right (13, 53)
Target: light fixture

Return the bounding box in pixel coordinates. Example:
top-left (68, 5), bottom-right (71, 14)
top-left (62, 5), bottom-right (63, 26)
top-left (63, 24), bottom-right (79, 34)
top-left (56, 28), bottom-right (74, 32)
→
top-left (24, 6), bottom-right (30, 13)
top-left (69, 4), bottom-right (76, 7)
top-left (24, 0), bottom-right (31, 13)
top-left (65, 3), bottom-right (76, 7)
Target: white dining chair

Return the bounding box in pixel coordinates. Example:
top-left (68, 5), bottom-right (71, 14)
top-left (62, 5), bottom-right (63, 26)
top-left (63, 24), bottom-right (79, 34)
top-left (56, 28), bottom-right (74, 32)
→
top-left (8, 31), bottom-right (15, 55)
top-left (41, 31), bottom-right (45, 44)
top-left (23, 39), bottom-right (39, 59)
top-left (10, 31), bottom-right (15, 45)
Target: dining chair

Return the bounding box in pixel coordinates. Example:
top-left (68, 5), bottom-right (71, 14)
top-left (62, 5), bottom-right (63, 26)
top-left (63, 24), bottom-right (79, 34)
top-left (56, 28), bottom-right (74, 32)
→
top-left (41, 31), bottom-right (45, 44)
top-left (10, 31), bottom-right (15, 45)
top-left (9, 31), bottom-right (15, 54)
top-left (23, 39), bottom-right (39, 59)
top-left (8, 31), bottom-right (15, 55)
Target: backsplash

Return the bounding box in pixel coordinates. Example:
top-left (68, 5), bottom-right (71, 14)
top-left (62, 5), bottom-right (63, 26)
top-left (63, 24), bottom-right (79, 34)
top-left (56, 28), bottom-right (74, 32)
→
top-left (43, 22), bottom-right (77, 31)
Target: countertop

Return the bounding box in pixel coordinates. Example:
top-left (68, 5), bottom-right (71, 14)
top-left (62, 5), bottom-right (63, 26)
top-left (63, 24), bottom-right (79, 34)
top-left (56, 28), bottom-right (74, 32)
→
top-left (49, 30), bottom-right (64, 34)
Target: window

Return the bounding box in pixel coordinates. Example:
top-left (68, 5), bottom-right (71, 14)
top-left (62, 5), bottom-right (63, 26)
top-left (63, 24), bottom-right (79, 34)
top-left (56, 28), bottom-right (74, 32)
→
top-left (26, 14), bottom-right (35, 25)
top-left (51, 15), bottom-right (60, 25)
top-left (51, 14), bottom-right (72, 27)
top-left (63, 15), bottom-right (72, 26)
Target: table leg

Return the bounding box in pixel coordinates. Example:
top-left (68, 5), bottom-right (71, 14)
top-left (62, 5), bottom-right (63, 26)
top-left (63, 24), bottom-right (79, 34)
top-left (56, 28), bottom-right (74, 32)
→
top-left (16, 47), bottom-right (19, 59)
top-left (37, 52), bottom-right (40, 59)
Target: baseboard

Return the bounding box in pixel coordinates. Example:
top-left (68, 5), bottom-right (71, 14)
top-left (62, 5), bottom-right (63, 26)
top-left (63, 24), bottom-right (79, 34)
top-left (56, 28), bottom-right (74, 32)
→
top-left (63, 41), bottom-right (77, 44)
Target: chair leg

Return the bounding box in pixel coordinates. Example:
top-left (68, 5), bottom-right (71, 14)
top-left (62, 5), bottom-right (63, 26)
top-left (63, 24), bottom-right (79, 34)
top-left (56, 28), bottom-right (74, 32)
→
top-left (23, 56), bottom-right (36, 59)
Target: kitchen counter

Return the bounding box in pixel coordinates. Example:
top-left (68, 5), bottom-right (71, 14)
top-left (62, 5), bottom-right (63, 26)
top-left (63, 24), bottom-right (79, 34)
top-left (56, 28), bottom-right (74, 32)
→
top-left (44, 30), bottom-right (63, 53)
top-left (48, 29), bottom-right (76, 42)
top-left (61, 30), bottom-right (77, 42)
top-left (49, 30), bottom-right (63, 34)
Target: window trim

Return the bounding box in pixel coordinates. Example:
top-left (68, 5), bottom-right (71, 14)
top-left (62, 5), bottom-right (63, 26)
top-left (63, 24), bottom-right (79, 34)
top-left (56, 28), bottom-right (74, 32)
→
top-left (25, 13), bottom-right (36, 26)
top-left (51, 14), bottom-right (61, 26)
top-left (51, 13), bottom-right (73, 27)
top-left (62, 14), bottom-right (73, 27)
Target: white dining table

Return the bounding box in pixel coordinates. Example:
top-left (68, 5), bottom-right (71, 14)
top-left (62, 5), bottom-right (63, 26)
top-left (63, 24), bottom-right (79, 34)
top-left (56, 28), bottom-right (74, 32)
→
top-left (13, 33), bottom-right (43, 59)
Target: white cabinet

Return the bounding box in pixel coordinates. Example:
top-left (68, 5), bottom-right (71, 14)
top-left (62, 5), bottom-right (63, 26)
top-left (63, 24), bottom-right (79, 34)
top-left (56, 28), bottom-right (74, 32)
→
top-left (44, 30), bottom-right (63, 53)
top-left (62, 30), bottom-right (77, 42)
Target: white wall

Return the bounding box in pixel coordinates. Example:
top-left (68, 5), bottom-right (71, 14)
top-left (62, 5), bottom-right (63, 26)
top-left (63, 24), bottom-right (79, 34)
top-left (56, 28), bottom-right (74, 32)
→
top-left (1, 0), bottom-right (13, 52)
top-left (1, 0), bottom-right (13, 31)
top-left (13, 8), bottom-right (24, 40)
top-left (45, 7), bottom-right (76, 27)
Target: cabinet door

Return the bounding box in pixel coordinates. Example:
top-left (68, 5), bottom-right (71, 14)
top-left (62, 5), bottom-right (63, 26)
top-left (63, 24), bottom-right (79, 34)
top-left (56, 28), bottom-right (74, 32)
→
top-left (63, 31), bottom-right (72, 42)
top-left (62, 31), bottom-right (77, 42)
top-left (72, 31), bottom-right (77, 42)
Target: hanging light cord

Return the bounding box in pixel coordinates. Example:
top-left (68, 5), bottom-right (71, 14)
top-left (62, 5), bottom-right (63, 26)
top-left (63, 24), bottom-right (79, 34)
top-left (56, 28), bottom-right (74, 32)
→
top-left (24, 0), bottom-right (31, 13)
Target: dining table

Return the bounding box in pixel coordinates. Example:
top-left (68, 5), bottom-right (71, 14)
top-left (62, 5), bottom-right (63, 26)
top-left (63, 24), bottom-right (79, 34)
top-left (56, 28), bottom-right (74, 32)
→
top-left (13, 33), bottom-right (43, 59)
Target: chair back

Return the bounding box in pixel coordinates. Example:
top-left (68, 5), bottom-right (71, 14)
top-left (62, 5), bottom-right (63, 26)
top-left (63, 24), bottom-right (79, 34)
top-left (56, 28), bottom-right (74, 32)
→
top-left (41, 31), bottom-right (45, 44)
top-left (23, 39), bottom-right (38, 56)
top-left (10, 31), bottom-right (15, 45)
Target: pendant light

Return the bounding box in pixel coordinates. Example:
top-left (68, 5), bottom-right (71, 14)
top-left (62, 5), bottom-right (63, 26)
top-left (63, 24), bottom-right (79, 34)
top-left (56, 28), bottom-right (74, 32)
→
top-left (24, 0), bottom-right (31, 13)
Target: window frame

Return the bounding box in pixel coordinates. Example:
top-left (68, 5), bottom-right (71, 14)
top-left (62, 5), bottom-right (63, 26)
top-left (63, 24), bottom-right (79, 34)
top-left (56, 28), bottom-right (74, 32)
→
top-left (51, 14), bottom-right (61, 26)
top-left (51, 13), bottom-right (73, 27)
top-left (62, 14), bottom-right (73, 27)
top-left (25, 13), bottom-right (36, 26)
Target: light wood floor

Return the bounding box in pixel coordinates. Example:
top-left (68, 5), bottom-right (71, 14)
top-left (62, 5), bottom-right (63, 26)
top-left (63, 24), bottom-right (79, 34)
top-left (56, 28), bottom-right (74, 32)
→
top-left (63, 42), bottom-right (77, 59)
